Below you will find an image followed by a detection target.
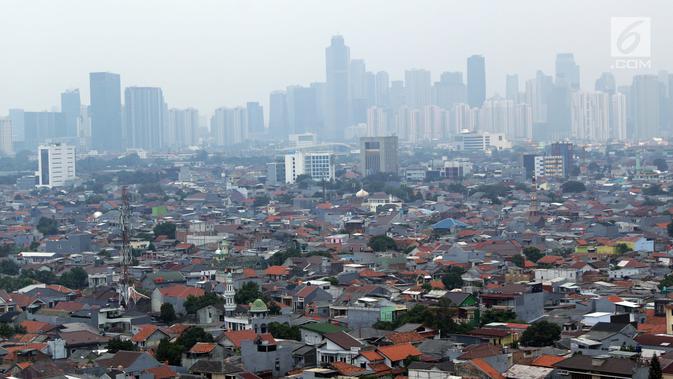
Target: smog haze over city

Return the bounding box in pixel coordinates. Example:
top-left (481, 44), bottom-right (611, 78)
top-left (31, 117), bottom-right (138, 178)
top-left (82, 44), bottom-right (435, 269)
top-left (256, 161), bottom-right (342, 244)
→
top-left (3, 2), bottom-right (673, 379)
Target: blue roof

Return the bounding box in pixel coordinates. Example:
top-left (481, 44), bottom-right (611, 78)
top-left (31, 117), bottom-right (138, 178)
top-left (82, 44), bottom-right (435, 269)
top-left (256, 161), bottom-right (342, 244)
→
top-left (432, 218), bottom-right (469, 230)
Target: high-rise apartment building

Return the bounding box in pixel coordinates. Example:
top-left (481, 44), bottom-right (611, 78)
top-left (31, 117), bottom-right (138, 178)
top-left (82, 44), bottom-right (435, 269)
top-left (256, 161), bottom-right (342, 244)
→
top-left (0, 118), bottom-right (12, 156)
top-left (61, 89), bottom-right (81, 138)
top-left (246, 102), bottom-right (264, 135)
top-left (124, 87), bottom-right (166, 150)
top-left (211, 107), bottom-right (247, 146)
top-left (555, 53), bottom-right (580, 90)
top-left (167, 108), bottom-right (199, 148)
top-left (284, 151), bottom-right (335, 184)
top-left (37, 143), bottom-right (76, 187)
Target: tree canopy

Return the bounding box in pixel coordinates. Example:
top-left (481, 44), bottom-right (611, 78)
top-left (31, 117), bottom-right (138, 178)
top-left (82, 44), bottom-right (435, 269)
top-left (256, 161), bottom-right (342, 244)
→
top-left (368, 235), bottom-right (397, 252)
top-left (153, 222), bottom-right (176, 239)
top-left (184, 292), bottom-right (224, 314)
top-left (37, 217), bottom-right (59, 235)
top-left (160, 303), bottom-right (177, 324)
top-left (561, 181), bottom-right (586, 193)
top-left (107, 337), bottom-right (136, 353)
top-left (522, 247), bottom-right (544, 263)
top-left (519, 320), bottom-right (561, 347)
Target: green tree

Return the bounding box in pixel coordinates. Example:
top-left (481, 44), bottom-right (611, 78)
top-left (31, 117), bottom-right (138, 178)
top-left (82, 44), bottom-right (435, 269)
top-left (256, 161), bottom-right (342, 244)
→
top-left (153, 222), bottom-right (176, 239)
top-left (561, 180), bottom-right (586, 193)
top-left (615, 243), bottom-right (630, 254)
top-left (440, 267), bottom-right (465, 290)
top-left (523, 247), bottom-right (544, 262)
top-left (519, 321), bottom-right (561, 347)
top-left (184, 292), bottom-right (224, 314)
top-left (480, 309), bottom-right (518, 326)
top-left (253, 195), bottom-right (271, 207)
top-left (176, 326), bottom-right (213, 350)
top-left (160, 303), bottom-right (177, 324)
top-left (235, 282), bottom-right (263, 305)
top-left (0, 323), bottom-right (22, 338)
top-left (650, 354), bottom-right (663, 379)
top-left (268, 322), bottom-right (301, 340)
top-left (667, 220), bottom-right (673, 238)
top-left (653, 158), bottom-right (669, 172)
top-left (368, 235), bottom-right (397, 252)
top-left (659, 273), bottom-right (673, 290)
top-left (58, 267), bottom-right (89, 289)
top-left (155, 338), bottom-right (182, 365)
top-left (0, 260), bottom-right (20, 275)
top-left (37, 217), bottom-right (59, 235)
top-left (107, 337), bottom-right (136, 353)
top-left (511, 254), bottom-right (525, 268)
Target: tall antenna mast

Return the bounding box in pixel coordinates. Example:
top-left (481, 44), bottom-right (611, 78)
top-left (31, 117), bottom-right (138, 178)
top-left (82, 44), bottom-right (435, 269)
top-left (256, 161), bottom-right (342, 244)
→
top-left (528, 176), bottom-right (539, 221)
top-left (119, 186), bottom-right (131, 308)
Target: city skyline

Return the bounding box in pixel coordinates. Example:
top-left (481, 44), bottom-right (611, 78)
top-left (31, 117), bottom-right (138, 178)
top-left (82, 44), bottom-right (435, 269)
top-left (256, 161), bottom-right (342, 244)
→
top-left (1, 0), bottom-right (672, 116)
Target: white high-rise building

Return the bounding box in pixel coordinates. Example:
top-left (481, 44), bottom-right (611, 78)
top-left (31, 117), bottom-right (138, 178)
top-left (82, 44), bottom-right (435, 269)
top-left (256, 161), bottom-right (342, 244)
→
top-left (284, 151), bottom-right (335, 184)
top-left (210, 107), bottom-right (247, 146)
top-left (0, 118), bottom-right (12, 156)
top-left (513, 104), bottom-right (533, 140)
top-left (451, 103), bottom-right (478, 134)
top-left (611, 93), bottom-right (627, 141)
top-left (167, 108), bottom-right (199, 148)
top-left (422, 105), bottom-right (450, 140)
top-left (571, 92), bottom-right (610, 142)
top-left (366, 107), bottom-right (388, 137)
top-left (479, 97), bottom-right (515, 136)
top-left (37, 143), bottom-right (76, 187)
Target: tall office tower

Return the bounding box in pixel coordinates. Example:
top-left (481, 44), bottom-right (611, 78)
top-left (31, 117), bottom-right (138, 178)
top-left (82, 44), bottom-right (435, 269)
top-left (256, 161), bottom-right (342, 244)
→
top-left (359, 136), bottom-right (399, 176)
top-left (479, 97), bottom-right (515, 137)
top-left (522, 154), bottom-right (538, 180)
top-left (550, 142), bottom-right (574, 177)
top-left (23, 111), bottom-right (66, 149)
top-left (167, 108), bottom-right (198, 148)
top-left (364, 72), bottom-right (377, 107)
top-left (423, 105), bottom-right (450, 140)
top-left (60, 89), bottom-right (80, 138)
top-left (349, 60), bottom-right (369, 124)
top-left (325, 35), bottom-right (350, 140)
top-left (555, 53), bottom-right (580, 90)
top-left (211, 107), bottom-right (247, 146)
top-left (513, 103), bottom-right (533, 140)
top-left (366, 107), bottom-right (389, 137)
top-left (269, 91), bottom-right (289, 140)
top-left (246, 102), bottom-right (264, 135)
top-left (571, 92), bottom-right (610, 142)
top-left (0, 118), bottom-right (12, 156)
top-left (525, 71), bottom-right (554, 124)
top-left (506, 74), bottom-right (519, 102)
top-left (595, 72), bottom-right (616, 93)
top-left (8, 109), bottom-right (24, 144)
top-left (124, 87), bottom-right (166, 150)
top-left (37, 143), bottom-right (76, 187)
top-left (631, 75), bottom-right (662, 140)
top-left (611, 93), bottom-right (627, 141)
top-left (547, 85), bottom-right (572, 140)
top-left (286, 85), bottom-right (318, 135)
top-left (467, 55), bottom-right (486, 108)
top-left (433, 72), bottom-right (466, 110)
top-left (404, 69), bottom-right (432, 108)
top-left (374, 71), bottom-right (390, 107)
top-left (89, 72), bottom-right (122, 151)
top-left (284, 151), bottom-right (335, 183)
top-left (452, 103), bottom-right (478, 133)
top-left (389, 80), bottom-right (405, 110)
top-left (310, 82), bottom-right (327, 136)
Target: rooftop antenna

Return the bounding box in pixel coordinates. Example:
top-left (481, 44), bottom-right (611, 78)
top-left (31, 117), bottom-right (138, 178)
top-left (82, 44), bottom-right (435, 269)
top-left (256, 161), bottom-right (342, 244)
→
top-left (118, 186), bottom-right (131, 308)
top-left (528, 176), bottom-right (539, 221)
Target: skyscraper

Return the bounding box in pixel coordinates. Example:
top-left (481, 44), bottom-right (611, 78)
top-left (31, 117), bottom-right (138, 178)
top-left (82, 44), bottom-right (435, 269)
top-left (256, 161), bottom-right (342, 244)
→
top-left (359, 136), bottom-right (399, 176)
top-left (23, 111), bottom-right (66, 149)
top-left (37, 143), bottom-right (76, 187)
top-left (167, 108), bottom-right (199, 148)
top-left (374, 71), bottom-right (390, 107)
top-left (631, 75), bottom-right (662, 140)
top-left (404, 69), bottom-right (432, 108)
top-left (433, 72), bottom-right (466, 110)
top-left (555, 53), bottom-right (580, 90)
top-left (60, 89), bottom-right (80, 138)
top-left (325, 35), bottom-right (350, 140)
top-left (595, 72), bottom-right (616, 93)
top-left (467, 55), bottom-right (486, 108)
top-left (286, 85), bottom-right (318, 135)
top-left (89, 72), bottom-right (122, 151)
top-left (0, 118), bottom-right (12, 156)
top-left (246, 102), bottom-right (264, 135)
top-left (8, 109), bottom-right (24, 144)
top-left (571, 92), bottom-right (610, 142)
top-left (210, 107), bottom-right (247, 146)
top-left (124, 87), bottom-right (166, 150)
top-left (506, 74), bottom-right (519, 102)
top-left (611, 93), bottom-right (627, 141)
top-left (269, 91), bottom-right (289, 140)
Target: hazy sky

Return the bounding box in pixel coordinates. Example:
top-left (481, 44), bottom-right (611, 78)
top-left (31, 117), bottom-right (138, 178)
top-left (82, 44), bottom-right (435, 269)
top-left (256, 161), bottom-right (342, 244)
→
top-left (1, 0), bottom-right (671, 117)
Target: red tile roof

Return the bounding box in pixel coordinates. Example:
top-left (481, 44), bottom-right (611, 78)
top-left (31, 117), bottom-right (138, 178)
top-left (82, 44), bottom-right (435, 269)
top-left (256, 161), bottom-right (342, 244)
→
top-left (146, 365), bottom-right (177, 379)
top-left (385, 331), bottom-right (426, 344)
top-left (158, 284), bottom-right (205, 299)
top-left (20, 320), bottom-right (57, 334)
top-left (360, 350), bottom-right (384, 361)
top-left (331, 361), bottom-right (366, 375)
top-left (265, 265), bottom-right (289, 276)
top-left (471, 358), bottom-right (504, 379)
top-left (532, 354), bottom-right (567, 368)
top-left (189, 342), bottom-right (217, 354)
top-left (377, 343), bottom-right (422, 362)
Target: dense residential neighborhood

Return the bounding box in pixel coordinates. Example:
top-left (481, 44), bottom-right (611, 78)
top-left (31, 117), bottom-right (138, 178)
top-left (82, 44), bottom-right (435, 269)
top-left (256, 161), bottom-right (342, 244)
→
top-left (0, 139), bottom-right (672, 379)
